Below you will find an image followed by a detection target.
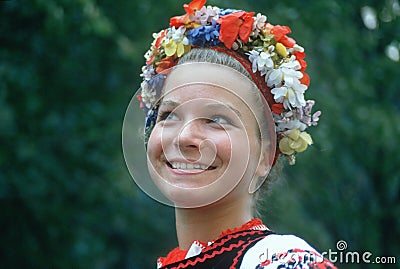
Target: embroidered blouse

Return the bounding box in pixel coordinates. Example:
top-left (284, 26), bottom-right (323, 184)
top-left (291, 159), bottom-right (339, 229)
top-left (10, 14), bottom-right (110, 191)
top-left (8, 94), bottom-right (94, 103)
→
top-left (157, 219), bottom-right (337, 269)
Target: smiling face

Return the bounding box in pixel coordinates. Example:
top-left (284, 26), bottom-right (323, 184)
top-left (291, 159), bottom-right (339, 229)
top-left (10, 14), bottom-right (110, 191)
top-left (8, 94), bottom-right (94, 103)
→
top-left (146, 63), bottom-right (275, 208)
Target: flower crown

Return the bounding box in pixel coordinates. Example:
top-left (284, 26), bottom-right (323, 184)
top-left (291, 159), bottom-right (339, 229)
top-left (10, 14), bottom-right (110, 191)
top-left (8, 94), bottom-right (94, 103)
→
top-left (138, 0), bottom-right (321, 165)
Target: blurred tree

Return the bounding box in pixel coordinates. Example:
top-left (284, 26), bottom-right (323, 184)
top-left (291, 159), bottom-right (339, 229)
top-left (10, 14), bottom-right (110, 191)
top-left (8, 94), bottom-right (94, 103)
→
top-left (259, 1), bottom-right (400, 268)
top-left (0, 0), bottom-right (398, 268)
top-left (0, 0), bottom-right (176, 267)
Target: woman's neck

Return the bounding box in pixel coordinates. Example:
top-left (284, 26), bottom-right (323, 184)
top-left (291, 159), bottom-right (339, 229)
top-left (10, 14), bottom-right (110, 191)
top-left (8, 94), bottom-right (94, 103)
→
top-left (175, 196), bottom-right (254, 250)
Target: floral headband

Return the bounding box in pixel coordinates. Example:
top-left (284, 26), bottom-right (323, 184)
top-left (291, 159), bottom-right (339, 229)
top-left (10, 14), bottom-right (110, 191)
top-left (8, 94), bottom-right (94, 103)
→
top-left (138, 0), bottom-right (321, 165)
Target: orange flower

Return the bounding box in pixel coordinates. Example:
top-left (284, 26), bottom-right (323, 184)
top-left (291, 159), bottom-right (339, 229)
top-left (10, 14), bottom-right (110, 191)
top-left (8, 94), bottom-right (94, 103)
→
top-left (170, 0), bottom-right (206, 27)
top-left (270, 25), bottom-right (296, 48)
top-left (155, 56), bottom-right (177, 74)
top-left (272, 103), bottom-right (284, 114)
top-left (217, 11), bottom-right (255, 49)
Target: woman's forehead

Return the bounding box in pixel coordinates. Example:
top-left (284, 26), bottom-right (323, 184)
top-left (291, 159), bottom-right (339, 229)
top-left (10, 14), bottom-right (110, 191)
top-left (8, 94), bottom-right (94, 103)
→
top-left (161, 82), bottom-right (257, 116)
top-left (163, 62), bottom-right (256, 96)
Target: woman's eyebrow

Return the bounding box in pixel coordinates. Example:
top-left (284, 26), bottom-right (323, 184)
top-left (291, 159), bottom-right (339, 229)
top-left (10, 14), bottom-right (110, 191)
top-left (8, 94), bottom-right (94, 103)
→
top-left (205, 103), bottom-right (242, 117)
top-left (160, 100), bottom-right (242, 118)
top-left (159, 100), bottom-right (179, 108)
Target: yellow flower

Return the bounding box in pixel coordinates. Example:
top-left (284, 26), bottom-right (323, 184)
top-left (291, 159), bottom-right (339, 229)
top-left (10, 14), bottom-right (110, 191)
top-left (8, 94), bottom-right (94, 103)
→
top-left (275, 42), bottom-right (287, 57)
top-left (177, 42), bottom-right (190, 57)
top-left (162, 26), bottom-right (191, 57)
top-left (164, 40), bottom-right (190, 57)
top-left (164, 41), bottom-right (177, 57)
top-left (279, 130), bottom-right (313, 155)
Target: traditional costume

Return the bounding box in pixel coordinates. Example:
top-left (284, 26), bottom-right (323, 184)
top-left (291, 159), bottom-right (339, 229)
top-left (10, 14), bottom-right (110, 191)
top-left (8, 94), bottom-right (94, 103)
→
top-left (157, 219), bottom-right (336, 269)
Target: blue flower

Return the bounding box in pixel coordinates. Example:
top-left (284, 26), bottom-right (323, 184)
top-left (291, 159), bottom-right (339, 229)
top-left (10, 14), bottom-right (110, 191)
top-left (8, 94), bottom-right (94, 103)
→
top-left (187, 21), bottom-right (221, 47)
top-left (148, 73), bottom-right (165, 94)
top-left (218, 8), bottom-right (239, 16)
top-left (144, 105), bottom-right (158, 148)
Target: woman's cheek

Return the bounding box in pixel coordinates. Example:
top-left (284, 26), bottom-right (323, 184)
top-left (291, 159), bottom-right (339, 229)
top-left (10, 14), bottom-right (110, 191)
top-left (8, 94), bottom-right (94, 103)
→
top-left (147, 126), bottom-right (163, 162)
top-left (210, 131), bottom-right (233, 160)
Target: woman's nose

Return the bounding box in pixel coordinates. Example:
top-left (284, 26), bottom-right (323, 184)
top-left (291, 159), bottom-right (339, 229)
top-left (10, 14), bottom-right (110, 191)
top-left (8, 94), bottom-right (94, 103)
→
top-left (174, 119), bottom-right (204, 149)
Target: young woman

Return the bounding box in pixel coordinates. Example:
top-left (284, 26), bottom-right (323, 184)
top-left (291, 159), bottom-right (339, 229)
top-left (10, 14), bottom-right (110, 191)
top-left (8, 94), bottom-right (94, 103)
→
top-left (130, 0), bottom-right (337, 268)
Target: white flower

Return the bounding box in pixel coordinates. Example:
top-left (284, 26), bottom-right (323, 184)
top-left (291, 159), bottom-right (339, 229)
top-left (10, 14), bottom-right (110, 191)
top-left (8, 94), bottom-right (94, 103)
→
top-left (140, 81), bottom-right (156, 109)
top-left (267, 69), bottom-right (283, 87)
top-left (275, 118), bottom-right (307, 132)
top-left (252, 13), bottom-right (267, 36)
top-left (267, 56), bottom-right (303, 88)
top-left (144, 30), bottom-right (166, 62)
top-left (140, 65), bottom-right (155, 81)
top-left (248, 47), bottom-right (275, 76)
top-left (152, 31), bottom-right (165, 43)
top-left (144, 49), bottom-right (153, 62)
top-left (288, 44), bottom-right (304, 54)
top-left (253, 13), bottom-right (267, 29)
top-left (271, 77), bottom-right (307, 108)
top-left (165, 26), bottom-right (189, 45)
top-left (163, 26), bottom-right (190, 57)
top-left (190, 6), bottom-right (220, 26)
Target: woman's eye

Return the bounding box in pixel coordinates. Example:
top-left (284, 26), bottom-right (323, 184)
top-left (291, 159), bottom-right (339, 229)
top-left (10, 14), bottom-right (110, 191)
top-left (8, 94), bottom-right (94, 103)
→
top-left (210, 116), bottom-right (230, 125)
top-left (158, 111), bottom-right (179, 122)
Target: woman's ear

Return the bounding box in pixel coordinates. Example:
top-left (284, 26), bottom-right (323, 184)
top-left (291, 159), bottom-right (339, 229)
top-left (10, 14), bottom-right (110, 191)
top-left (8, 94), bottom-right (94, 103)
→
top-left (255, 151), bottom-right (271, 177)
top-left (248, 150), bottom-right (272, 194)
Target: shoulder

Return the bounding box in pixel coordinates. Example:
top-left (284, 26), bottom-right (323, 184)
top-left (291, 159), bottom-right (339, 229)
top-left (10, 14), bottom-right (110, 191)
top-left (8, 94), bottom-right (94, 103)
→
top-left (240, 234), bottom-right (337, 269)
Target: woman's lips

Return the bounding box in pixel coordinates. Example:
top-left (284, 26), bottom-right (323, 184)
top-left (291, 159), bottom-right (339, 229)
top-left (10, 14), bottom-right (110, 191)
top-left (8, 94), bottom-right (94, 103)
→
top-left (165, 161), bottom-right (216, 175)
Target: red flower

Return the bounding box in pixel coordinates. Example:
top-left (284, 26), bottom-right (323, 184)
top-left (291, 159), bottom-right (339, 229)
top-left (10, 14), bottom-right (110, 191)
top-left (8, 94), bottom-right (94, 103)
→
top-left (184, 0), bottom-right (206, 15)
top-left (170, 0), bottom-right (206, 27)
top-left (270, 25), bottom-right (290, 40)
top-left (270, 25), bottom-right (296, 48)
top-left (146, 30), bottom-right (167, 65)
top-left (136, 94), bottom-right (143, 108)
top-left (217, 11), bottom-right (255, 49)
top-left (298, 58), bottom-right (307, 71)
top-left (293, 51), bottom-right (307, 71)
top-left (299, 72), bottom-right (310, 86)
top-left (272, 103), bottom-right (284, 114)
top-left (154, 30), bottom-right (167, 49)
top-left (155, 56), bottom-right (177, 74)
top-left (170, 15), bottom-right (188, 28)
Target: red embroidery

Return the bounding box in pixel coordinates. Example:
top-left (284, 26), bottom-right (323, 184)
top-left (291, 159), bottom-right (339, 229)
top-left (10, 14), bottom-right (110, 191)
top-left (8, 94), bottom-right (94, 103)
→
top-left (158, 218), bottom-right (266, 267)
top-left (230, 235), bottom-right (266, 269)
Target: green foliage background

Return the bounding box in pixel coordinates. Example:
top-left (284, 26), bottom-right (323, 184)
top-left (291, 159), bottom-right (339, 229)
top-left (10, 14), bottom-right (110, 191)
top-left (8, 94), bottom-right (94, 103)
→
top-left (1, 0), bottom-right (399, 268)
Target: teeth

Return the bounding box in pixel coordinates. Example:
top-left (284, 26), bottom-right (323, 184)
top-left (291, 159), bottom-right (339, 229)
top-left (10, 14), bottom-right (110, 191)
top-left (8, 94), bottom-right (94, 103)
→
top-left (170, 162), bottom-right (210, 170)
